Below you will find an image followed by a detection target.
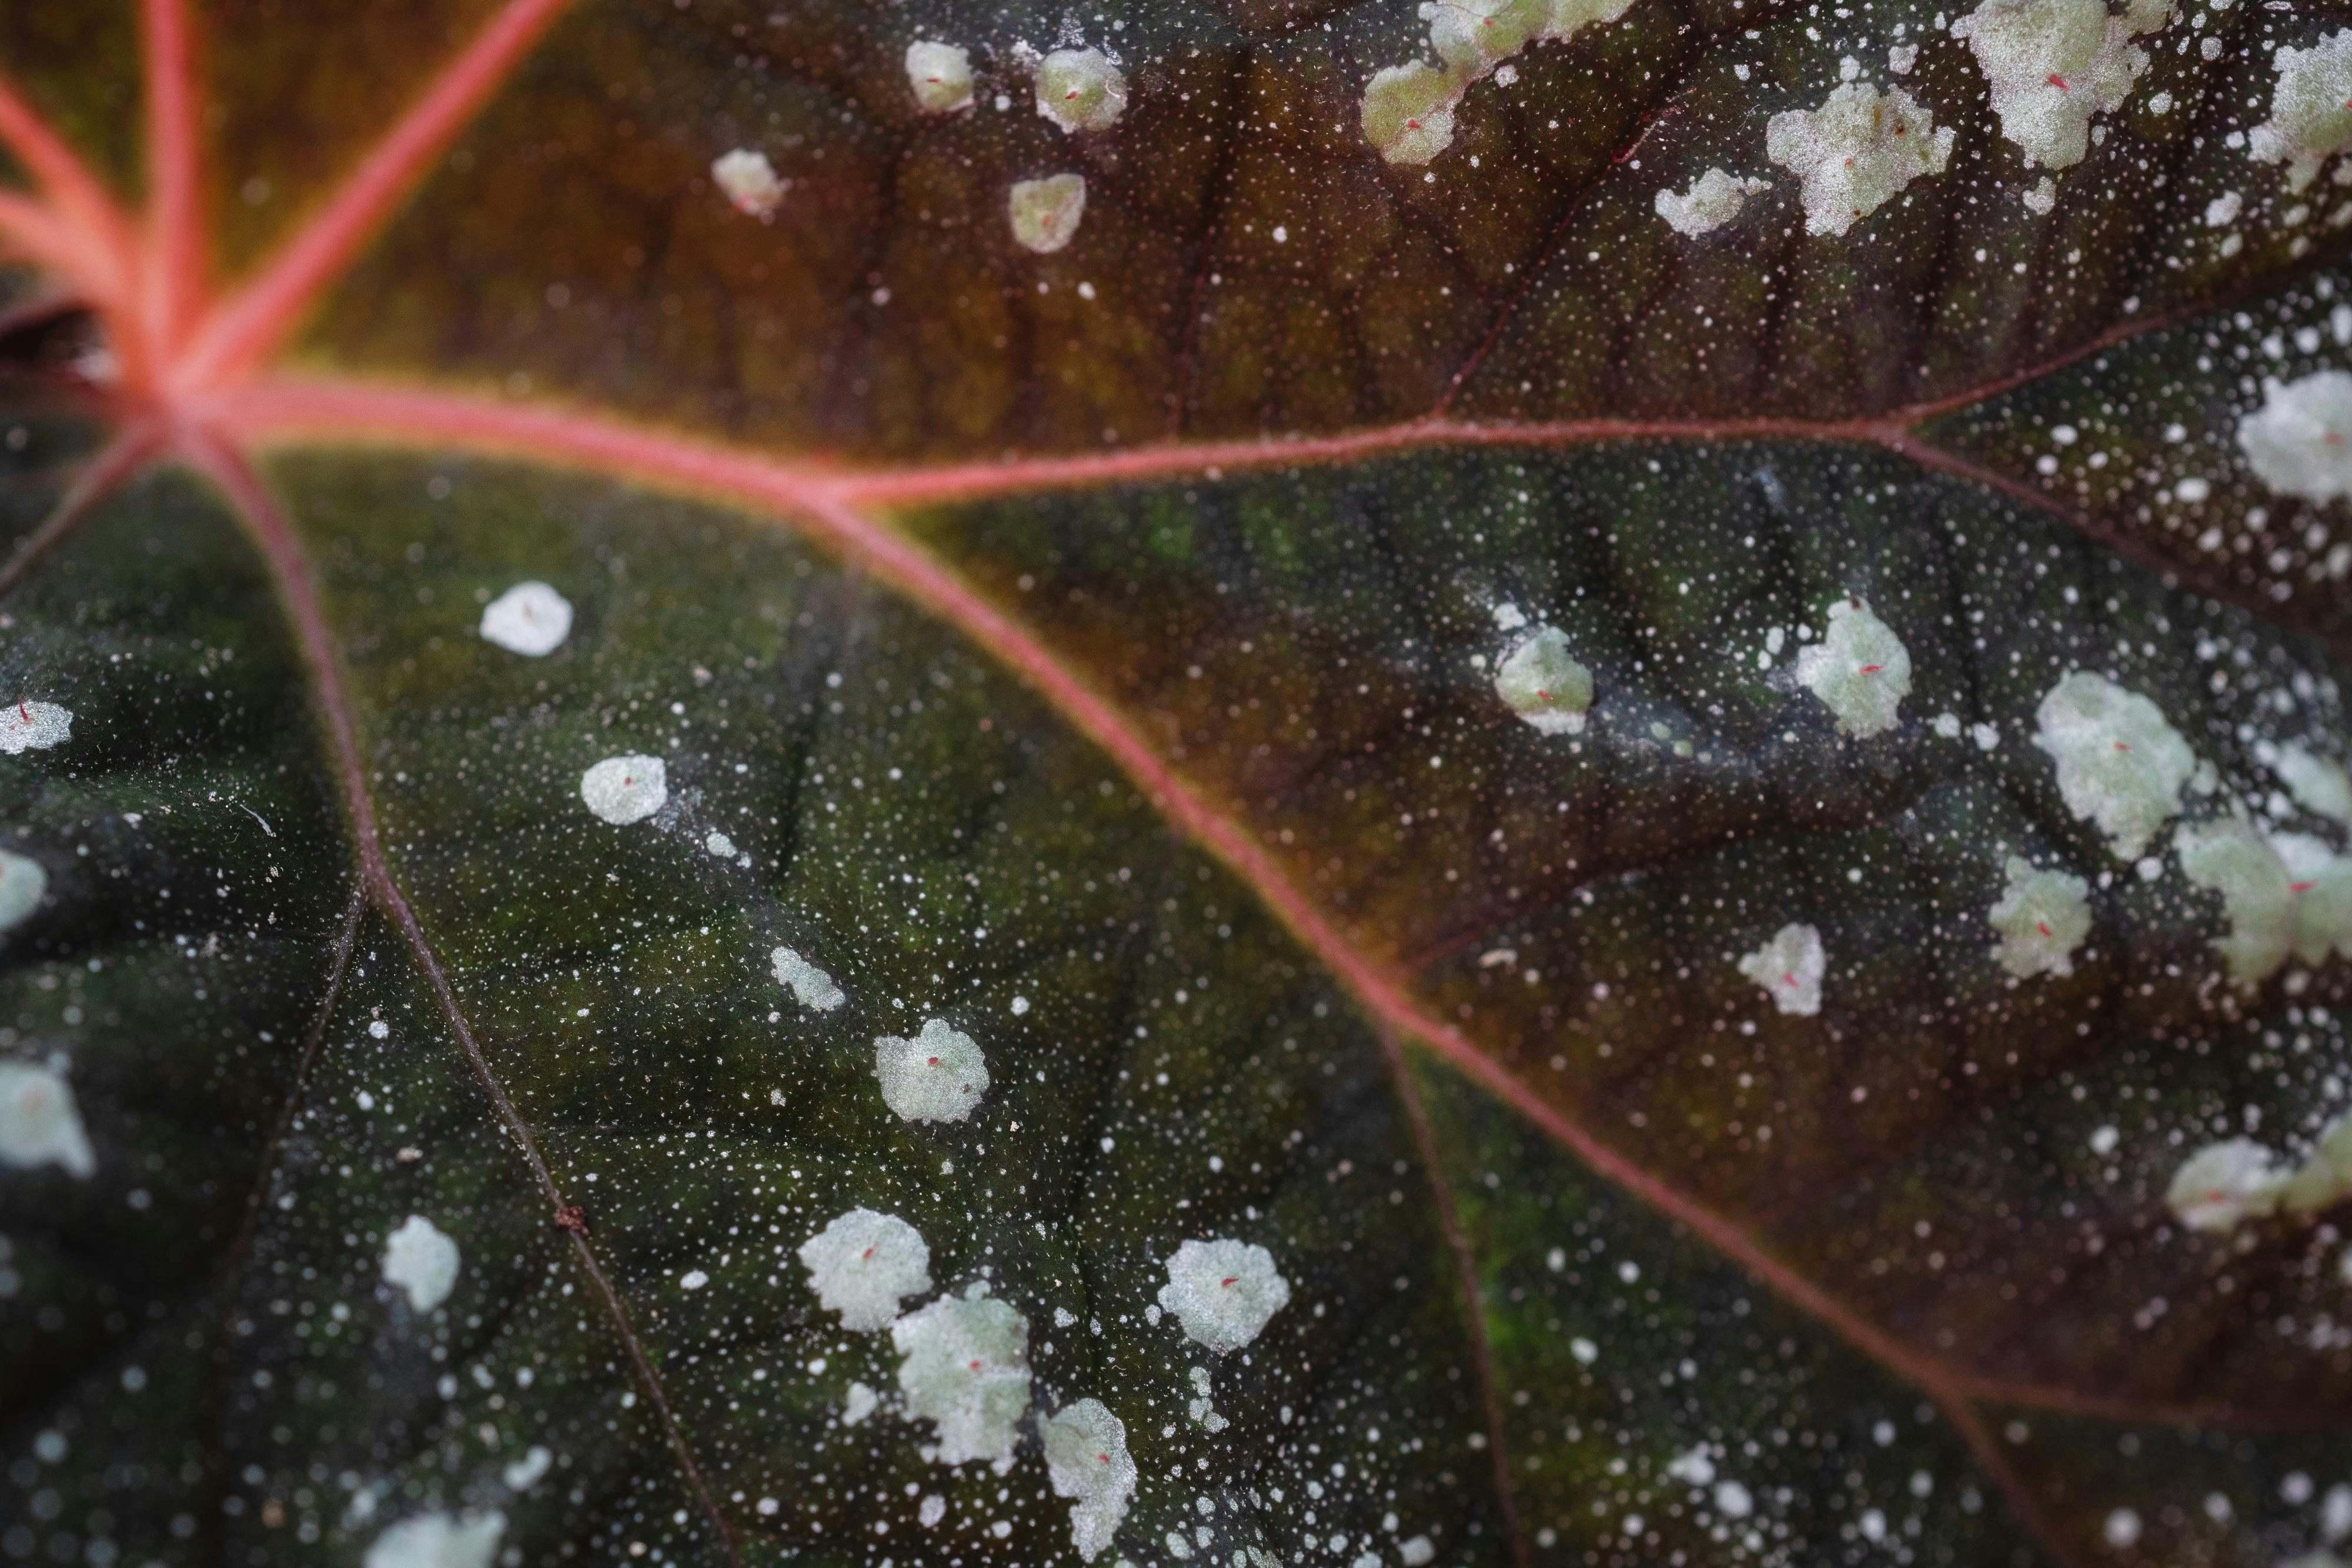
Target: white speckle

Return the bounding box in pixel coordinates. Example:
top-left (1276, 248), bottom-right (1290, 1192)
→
top-left (2032, 672), bottom-right (2194, 859)
top-left (875, 1018), bottom-right (988, 1122)
top-left (1794, 597), bottom-right (1910, 736)
top-left (1570, 1335), bottom-right (1598, 1363)
top-left (1951, 0), bottom-right (2169, 170)
top-left (2283, 1113), bottom-right (2352, 1214)
top-left (382, 1215), bottom-right (460, 1313)
top-left (906, 41), bottom-right (974, 112)
top-left (0, 1062), bottom-right (93, 1178)
top-left (1035, 49), bottom-right (1126, 133)
top-left (477, 582), bottom-right (571, 657)
top-left (1043, 1399), bottom-right (1138, 1560)
top-left (1738, 922), bottom-right (1825, 1016)
top-left (1493, 624), bottom-right (1593, 734)
top-left (771, 946), bottom-right (846, 1012)
top-left (2276, 744), bottom-right (2352, 825)
top-left (2102, 1508), bottom-right (2143, 1548)
top-left (1766, 82), bottom-right (1955, 237)
top-left (1010, 994), bottom-right (1031, 1016)
top-left (1399, 1537), bottom-right (1436, 1568)
top-left (2174, 474), bottom-right (2212, 504)
top-left (919, 1495), bottom-right (948, 1527)
top-left (1932, 711), bottom-right (1963, 738)
top-left (368, 1019), bottom-right (390, 1040)
top-left (1157, 1237), bottom-right (1291, 1352)
top-left (2324, 1483), bottom-right (2352, 1542)
top-left (843, 1380), bottom-right (880, 1425)
top-left (799, 1208), bottom-right (933, 1330)
top-left (365, 1512), bottom-right (505, 1568)
top-left (1715, 1481), bottom-right (1754, 1519)
top-left (704, 829), bottom-right (736, 858)
top-left (1361, 62), bottom-right (1462, 165)
top-left (1654, 168), bottom-right (1772, 236)
top-left (1989, 857), bottom-right (2092, 978)
top-left (710, 149), bottom-right (785, 218)
top-left (579, 755), bottom-right (666, 825)
top-left (2250, 31), bottom-right (2352, 192)
top-left (891, 1293), bottom-right (1032, 1465)
top-left (502, 1447), bottom-right (552, 1490)
top-left (2167, 1138), bottom-right (2286, 1232)
top-left (2240, 372), bottom-right (2352, 502)
top-left (2176, 816), bottom-right (2295, 985)
top-left (0, 848), bottom-right (46, 934)
top-left (2089, 1124), bottom-right (2119, 1155)
top-left (679, 1269), bottom-right (709, 1291)
top-left (1009, 174), bottom-right (1087, 254)
top-left (1888, 42), bottom-right (1919, 73)
top-left (0, 701), bottom-right (70, 754)
top-left (1491, 601), bottom-right (1528, 631)
top-left (2206, 190), bottom-right (2244, 228)
top-left (1667, 1447), bottom-right (1717, 1485)
top-left (2022, 175), bottom-right (2057, 213)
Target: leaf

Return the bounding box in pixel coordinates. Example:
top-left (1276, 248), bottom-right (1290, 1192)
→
top-left (0, 2), bottom-right (2348, 1567)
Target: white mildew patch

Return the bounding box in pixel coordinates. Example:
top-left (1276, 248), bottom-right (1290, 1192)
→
top-left (0, 1062), bottom-right (95, 1178)
top-left (501, 1447), bottom-right (552, 1490)
top-left (843, 1381), bottom-right (880, 1425)
top-left (876, 1018), bottom-right (990, 1122)
top-left (579, 754), bottom-right (667, 825)
top-left (1988, 857), bottom-right (2092, 978)
top-left (892, 1291), bottom-right (1033, 1466)
top-left (2250, 31), bottom-right (2352, 192)
top-left (710, 149), bottom-right (786, 218)
top-left (798, 1208), bottom-right (933, 1330)
top-left (1793, 597), bottom-right (1910, 737)
top-left (1493, 624), bottom-right (1593, 734)
top-left (363, 1510), bottom-right (506, 1568)
top-left (704, 829), bottom-right (736, 858)
top-left (1035, 49), bottom-right (1126, 133)
top-left (0, 848), bottom-right (46, 934)
top-left (2022, 175), bottom-right (2057, 214)
top-left (2283, 1114), bottom-right (2352, 1215)
top-left (2167, 1137), bottom-right (2287, 1232)
top-left (2271, 833), bottom-right (2352, 965)
top-left (1737, 922), bottom-right (1825, 1015)
top-left (1186, 1363), bottom-right (1229, 1431)
top-left (1766, 82), bottom-right (1954, 238)
top-left (771, 945), bottom-right (846, 1011)
top-left (477, 581), bottom-right (572, 657)
top-left (1042, 1398), bottom-right (1138, 1562)
top-left (1655, 168), bottom-right (1771, 236)
top-left (2239, 372), bottom-right (2352, 503)
top-left (0, 700), bottom-right (71, 754)
top-left (1950, 0), bottom-right (2169, 169)
top-left (1009, 174), bottom-right (1087, 255)
top-left (2176, 817), bottom-right (2296, 986)
top-left (1361, 0), bottom-right (1634, 165)
top-left (1362, 63), bottom-right (1464, 165)
top-left (1156, 1237), bottom-right (1291, 1352)
top-left (906, 41), bottom-right (975, 112)
top-left (2031, 671), bottom-right (2196, 859)
top-left (381, 1215), bottom-right (462, 1313)
top-left (2278, 743), bottom-right (2352, 825)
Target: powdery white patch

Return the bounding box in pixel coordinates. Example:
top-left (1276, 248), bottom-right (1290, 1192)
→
top-left (798, 1208), bottom-right (933, 1330)
top-left (2283, 1112), bottom-right (2352, 1215)
top-left (906, 41), bottom-right (975, 113)
top-left (771, 945), bottom-right (846, 1011)
top-left (843, 1380), bottom-right (880, 1425)
top-left (1009, 174), bottom-right (1087, 255)
top-left (1042, 1398), bottom-right (1138, 1561)
top-left (710, 149), bottom-right (786, 218)
top-left (0, 1062), bottom-right (94, 1178)
top-left (1036, 49), bottom-right (1126, 133)
top-left (1737, 922), bottom-right (1825, 1015)
top-left (1666, 1447), bottom-right (1717, 1485)
top-left (2239, 372), bottom-right (2352, 502)
top-left (2250, 31), bottom-right (2352, 192)
top-left (1655, 168), bottom-right (1771, 236)
top-left (2031, 672), bottom-right (2195, 859)
top-left (1400, 1538), bottom-right (1438, 1567)
top-left (2022, 175), bottom-right (2057, 213)
top-left (1156, 1237), bottom-right (1291, 1352)
top-left (876, 1018), bottom-right (989, 1122)
top-left (1362, 62), bottom-right (1463, 165)
top-left (1988, 856), bottom-right (2092, 978)
top-left (1950, 0), bottom-right (2170, 170)
top-left (1766, 82), bottom-right (1954, 238)
top-left (477, 581), bottom-right (571, 656)
top-left (0, 848), bottom-right (45, 934)
top-left (2166, 1137), bottom-right (2286, 1232)
top-left (382, 1215), bottom-right (461, 1313)
top-left (2270, 833), bottom-right (2352, 965)
top-left (891, 1292), bottom-right (1032, 1466)
top-left (2277, 743), bottom-right (2352, 825)
top-left (2176, 816), bottom-right (2296, 985)
top-left (705, 829), bottom-right (736, 858)
top-left (1493, 624), bottom-right (1593, 734)
top-left (1362, 0), bottom-right (1632, 164)
top-left (501, 1447), bottom-right (552, 1490)
top-left (1793, 597), bottom-right (1910, 737)
top-left (0, 701), bottom-right (70, 754)
top-left (580, 754), bottom-right (666, 824)
top-left (363, 1511), bottom-right (506, 1568)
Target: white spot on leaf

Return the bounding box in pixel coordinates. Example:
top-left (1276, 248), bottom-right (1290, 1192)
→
top-left (382, 1215), bottom-right (461, 1313)
top-left (1156, 1237), bottom-right (1291, 1352)
top-left (1950, 0), bottom-right (2169, 170)
top-left (875, 1018), bottom-right (989, 1122)
top-left (1654, 168), bottom-right (1771, 236)
top-left (477, 581), bottom-right (572, 657)
top-left (892, 1293), bottom-right (1032, 1465)
top-left (501, 1447), bottom-right (552, 1490)
top-left (1793, 597), bottom-right (1910, 737)
top-left (1766, 82), bottom-right (1954, 237)
top-left (1989, 857), bottom-right (2092, 977)
top-left (2176, 815), bottom-right (2295, 985)
top-left (0, 848), bottom-right (46, 934)
top-left (0, 701), bottom-right (71, 754)
top-left (1492, 624), bottom-right (1593, 734)
top-left (2249, 31), bottom-right (2352, 192)
top-left (2166, 1138), bottom-right (2286, 1232)
top-left (579, 755), bottom-right (667, 825)
top-left (1010, 174), bottom-right (1087, 255)
top-left (363, 1511), bottom-right (505, 1568)
top-left (2239, 372), bottom-right (2352, 502)
top-left (1035, 49), bottom-right (1126, 133)
top-left (906, 41), bottom-right (975, 113)
top-left (2031, 672), bottom-right (2195, 859)
top-left (1737, 922), bottom-right (1825, 1015)
top-left (2270, 832), bottom-right (2352, 965)
top-left (2276, 743), bottom-right (2352, 825)
top-left (710, 149), bottom-right (786, 218)
top-left (771, 946), bottom-right (846, 1011)
top-left (799, 1208), bottom-right (933, 1330)
top-left (0, 1062), bottom-right (93, 1178)
top-left (1043, 1398), bottom-right (1138, 1561)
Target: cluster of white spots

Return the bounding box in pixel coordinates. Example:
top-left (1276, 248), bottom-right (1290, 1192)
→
top-left (1035, 49), bottom-right (1126, 133)
top-left (1492, 624), bottom-right (1593, 734)
top-left (1362, 0), bottom-right (1636, 164)
top-left (2271, 833), bottom-right (2352, 964)
top-left (1010, 174), bottom-right (1088, 255)
top-left (2249, 31), bottom-right (2352, 192)
top-left (1737, 922), bottom-right (1825, 1015)
top-left (2032, 672), bottom-right (2195, 859)
top-left (771, 945), bottom-right (846, 1011)
top-left (0, 1062), bottom-right (94, 1178)
top-left (1766, 82), bottom-right (1954, 237)
top-left (1042, 1398), bottom-right (1138, 1561)
top-left (363, 1510), bottom-right (505, 1568)
top-left (381, 1215), bottom-right (461, 1313)
top-left (0, 700), bottom-right (71, 754)
top-left (477, 581), bottom-right (572, 657)
top-left (1793, 597), bottom-right (1910, 737)
top-left (2278, 743), bottom-right (2352, 825)
top-left (0, 848), bottom-right (45, 934)
top-left (891, 1289), bottom-right (1033, 1466)
top-left (875, 1018), bottom-right (989, 1122)
top-left (2176, 816), bottom-right (2295, 985)
top-left (2239, 372), bottom-right (2352, 503)
top-left (1949, 0), bottom-right (2170, 170)
top-left (1988, 857), bottom-right (2092, 978)
top-left (2168, 1116), bottom-right (2352, 1232)
top-left (710, 149), bottom-right (786, 219)
top-left (1654, 168), bottom-right (1772, 237)
top-left (906, 41), bottom-right (974, 113)
top-left (580, 754), bottom-right (667, 825)
top-left (1156, 1238), bottom-right (1291, 1352)
top-left (1186, 1364), bottom-right (1228, 1432)
top-left (798, 1208), bottom-right (933, 1330)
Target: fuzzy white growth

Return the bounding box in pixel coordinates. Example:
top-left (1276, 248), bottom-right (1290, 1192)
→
top-left (2166, 1138), bottom-right (2286, 1232)
top-left (363, 1512), bottom-right (506, 1568)
top-left (2176, 817), bottom-right (2295, 985)
top-left (1950, 0), bottom-right (2170, 170)
top-left (382, 1215), bottom-right (461, 1313)
top-left (891, 1292), bottom-right (1033, 1465)
top-left (2249, 31), bottom-right (2352, 192)
top-left (2277, 744), bottom-right (2352, 825)
top-left (1361, 62), bottom-right (1464, 165)
top-left (798, 1208), bottom-right (933, 1330)
top-left (843, 1381), bottom-right (879, 1424)
top-left (771, 946), bottom-right (846, 1011)
top-left (710, 149), bottom-right (786, 218)
top-left (1766, 83), bottom-right (1954, 237)
top-left (1362, 0), bottom-right (1633, 164)
top-left (2239, 372), bottom-right (2352, 502)
top-left (0, 848), bottom-right (45, 934)
top-left (1036, 49), bottom-right (1126, 133)
top-left (1988, 857), bottom-right (2092, 977)
top-left (2022, 175), bottom-right (2057, 213)
top-left (1043, 1398), bottom-right (1138, 1561)
top-left (2281, 1113), bottom-right (2352, 1214)
top-left (1157, 1237), bottom-right (1291, 1352)
top-left (580, 754), bottom-right (667, 824)
top-left (1009, 175), bottom-right (1088, 255)
top-left (2269, 833), bottom-right (2352, 965)
top-left (478, 582), bottom-right (572, 657)
top-left (1793, 597), bottom-right (1910, 737)
top-left (1737, 922), bottom-right (1825, 1015)
top-left (906, 41), bottom-right (975, 112)
top-left (0, 1062), bottom-right (94, 1178)
top-left (2031, 673), bottom-right (2195, 859)
top-left (1431, 0), bottom-right (1549, 73)
top-left (1493, 624), bottom-right (1593, 734)
top-left (1655, 168), bottom-right (1772, 236)
top-left (502, 1447), bottom-right (552, 1490)
top-left (875, 1018), bottom-right (989, 1122)
top-left (0, 701), bottom-right (72, 754)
